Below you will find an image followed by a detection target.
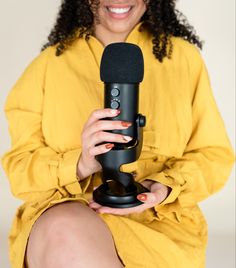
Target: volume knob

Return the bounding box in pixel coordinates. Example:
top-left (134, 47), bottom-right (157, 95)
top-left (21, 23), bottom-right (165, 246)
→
top-left (111, 100), bottom-right (120, 109)
top-left (111, 88), bottom-right (120, 97)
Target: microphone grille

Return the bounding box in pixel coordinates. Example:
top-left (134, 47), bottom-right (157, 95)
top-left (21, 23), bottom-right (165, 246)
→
top-left (100, 43), bottom-right (144, 83)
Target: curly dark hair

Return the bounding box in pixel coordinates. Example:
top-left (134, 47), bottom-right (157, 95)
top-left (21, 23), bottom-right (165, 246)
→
top-left (42, 0), bottom-right (203, 62)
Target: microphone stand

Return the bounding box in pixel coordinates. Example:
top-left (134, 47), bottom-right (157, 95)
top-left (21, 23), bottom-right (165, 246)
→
top-left (93, 114), bottom-right (149, 208)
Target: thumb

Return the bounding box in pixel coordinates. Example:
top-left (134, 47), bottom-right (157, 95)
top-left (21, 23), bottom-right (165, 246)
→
top-left (137, 192), bottom-right (158, 204)
top-left (137, 189), bottom-right (167, 205)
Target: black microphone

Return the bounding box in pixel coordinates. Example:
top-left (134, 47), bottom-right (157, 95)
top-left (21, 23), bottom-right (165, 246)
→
top-left (100, 42), bottom-right (144, 149)
top-left (93, 43), bottom-right (148, 208)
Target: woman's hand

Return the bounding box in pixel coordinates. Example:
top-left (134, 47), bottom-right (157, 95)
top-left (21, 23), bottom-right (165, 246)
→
top-left (89, 180), bottom-right (170, 215)
top-left (77, 108), bottom-right (133, 180)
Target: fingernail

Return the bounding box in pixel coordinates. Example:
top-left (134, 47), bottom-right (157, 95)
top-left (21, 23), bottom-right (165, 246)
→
top-left (111, 109), bottom-right (120, 115)
top-left (121, 121), bottom-right (132, 127)
top-left (123, 136), bottom-right (132, 142)
top-left (105, 143), bottom-right (114, 149)
top-left (137, 194), bottom-right (147, 201)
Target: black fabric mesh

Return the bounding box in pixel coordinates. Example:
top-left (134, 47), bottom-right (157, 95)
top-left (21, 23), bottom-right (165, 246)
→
top-left (100, 43), bottom-right (144, 83)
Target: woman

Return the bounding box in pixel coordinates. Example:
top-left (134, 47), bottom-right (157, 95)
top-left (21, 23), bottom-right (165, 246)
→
top-left (2, 0), bottom-right (234, 267)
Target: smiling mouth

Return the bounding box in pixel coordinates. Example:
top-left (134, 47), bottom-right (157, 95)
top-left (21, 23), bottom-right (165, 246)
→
top-left (106, 6), bottom-right (133, 15)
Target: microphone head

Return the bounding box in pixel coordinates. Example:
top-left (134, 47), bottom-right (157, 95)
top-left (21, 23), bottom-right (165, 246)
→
top-left (100, 42), bottom-right (144, 83)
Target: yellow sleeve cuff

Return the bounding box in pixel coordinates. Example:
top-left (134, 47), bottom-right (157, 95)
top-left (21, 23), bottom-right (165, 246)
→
top-left (58, 148), bottom-right (82, 187)
top-left (139, 171), bottom-right (183, 221)
top-left (140, 171), bottom-right (182, 204)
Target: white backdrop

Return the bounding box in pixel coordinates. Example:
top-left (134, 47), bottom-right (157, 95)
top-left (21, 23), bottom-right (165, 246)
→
top-left (0, 1), bottom-right (235, 267)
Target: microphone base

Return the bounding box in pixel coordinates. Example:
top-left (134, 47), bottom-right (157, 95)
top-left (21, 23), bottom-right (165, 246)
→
top-left (93, 181), bottom-right (149, 208)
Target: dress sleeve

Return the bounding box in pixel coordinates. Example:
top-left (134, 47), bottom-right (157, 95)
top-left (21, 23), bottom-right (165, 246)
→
top-left (1, 48), bottom-right (88, 202)
top-left (140, 49), bottom-right (235, 220)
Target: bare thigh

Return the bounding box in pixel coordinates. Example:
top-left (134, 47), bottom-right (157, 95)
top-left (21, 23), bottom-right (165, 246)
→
top-left (25, 201), bottom-right (124, 268)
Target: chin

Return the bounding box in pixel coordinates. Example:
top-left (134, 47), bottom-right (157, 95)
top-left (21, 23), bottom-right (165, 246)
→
top-left (108, 23), bottom-right (133, 35)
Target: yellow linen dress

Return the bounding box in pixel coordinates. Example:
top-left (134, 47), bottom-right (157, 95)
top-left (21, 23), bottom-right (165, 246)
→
top-left (2, 24), bottom-right (234, 268)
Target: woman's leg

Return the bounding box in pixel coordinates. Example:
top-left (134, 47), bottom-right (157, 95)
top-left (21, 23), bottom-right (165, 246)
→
top-left (25, 201), bottom-right (124, 268)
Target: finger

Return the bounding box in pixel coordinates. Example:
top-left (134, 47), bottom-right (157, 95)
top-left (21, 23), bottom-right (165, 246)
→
top-left (140, 180), bottom-right (153, 189)
top-left (137, 188), bottom-right (167, 205)
top-left (85, 109), bottom-right (120, 128)
top-left (88, 143), bottom-right (115, 156)
top-left (90, 131), bottom-right (133, 146)
top-left (89, 201), bottom-right (102, 210)
top-left (86, 120), bottom-right (132, 137)
top-left (82, 123), bottom-right (132, 155)
top-left (82, 120), bottom-right (132, 144)
top-left (151, 182), bottom-right (170, 203)
top-left (82, 131), bottom-right (132, 152)
top-left (137, 192), bottom-right (158, 204)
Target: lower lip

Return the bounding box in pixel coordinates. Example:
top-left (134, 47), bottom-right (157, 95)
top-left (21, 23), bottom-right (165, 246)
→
top-left (106, 7), bottom-right (133, 20)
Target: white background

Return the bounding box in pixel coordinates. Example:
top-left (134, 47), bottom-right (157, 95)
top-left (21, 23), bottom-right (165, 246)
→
top-left (0, 1), bottom-right (235, 267)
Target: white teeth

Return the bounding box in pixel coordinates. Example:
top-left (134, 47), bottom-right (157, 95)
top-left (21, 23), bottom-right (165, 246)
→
top-left (107, 7), bottom-right (131, 14)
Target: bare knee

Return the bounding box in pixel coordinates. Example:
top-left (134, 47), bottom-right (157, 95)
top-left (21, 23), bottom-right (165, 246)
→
top-left (26, 202), bottom-right (123, 268)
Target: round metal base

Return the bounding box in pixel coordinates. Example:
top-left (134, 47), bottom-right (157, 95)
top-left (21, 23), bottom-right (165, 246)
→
top-left (93, 181), bottom-right (149, 208)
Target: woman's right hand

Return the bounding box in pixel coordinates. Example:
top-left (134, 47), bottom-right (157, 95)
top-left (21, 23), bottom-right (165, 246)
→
top-left (77, 108), bottom-right (132, 180)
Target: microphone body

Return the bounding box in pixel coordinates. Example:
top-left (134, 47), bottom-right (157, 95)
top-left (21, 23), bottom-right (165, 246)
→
top-left (93, 42), bottom-right (148, 208)
top-left (104, 83), bottom-right (139, 149)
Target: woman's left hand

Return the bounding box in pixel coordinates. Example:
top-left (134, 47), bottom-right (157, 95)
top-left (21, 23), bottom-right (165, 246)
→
top-left (89, 180), bottom-right (170, 215)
